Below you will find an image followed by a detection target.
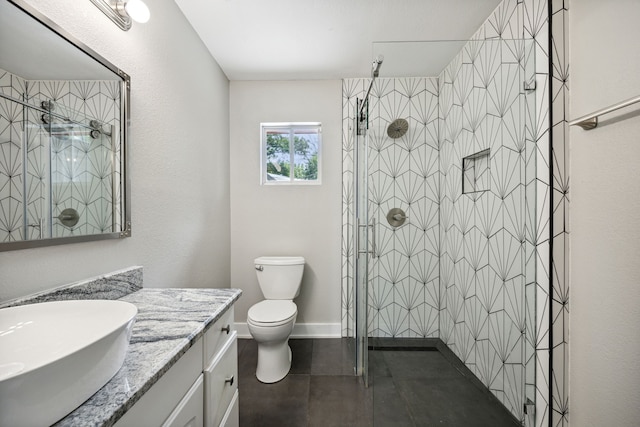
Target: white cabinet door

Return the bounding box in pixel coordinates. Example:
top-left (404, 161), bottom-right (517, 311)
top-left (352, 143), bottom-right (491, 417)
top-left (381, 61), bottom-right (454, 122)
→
top-left (114, 340), bottom-right (204, 427)
top-left (163, 375), bottom-right (204, 427)
top-left (219, 390), bottom-right (239, 427)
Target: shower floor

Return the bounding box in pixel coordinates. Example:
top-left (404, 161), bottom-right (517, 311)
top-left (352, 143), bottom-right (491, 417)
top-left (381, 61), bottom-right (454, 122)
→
top-left (237, 338), bottom-right (521, 426)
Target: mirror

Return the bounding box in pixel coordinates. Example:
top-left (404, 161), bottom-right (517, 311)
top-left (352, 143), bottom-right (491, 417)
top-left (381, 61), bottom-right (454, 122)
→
top-left (0, 0), bottom-right (130, 251)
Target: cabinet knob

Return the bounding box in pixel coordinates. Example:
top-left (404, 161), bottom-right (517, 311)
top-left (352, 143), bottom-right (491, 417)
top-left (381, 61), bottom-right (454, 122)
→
top-left (221, 325), bottom-right (231, 334)
top-left (225, 375), bottom-right (234, 386)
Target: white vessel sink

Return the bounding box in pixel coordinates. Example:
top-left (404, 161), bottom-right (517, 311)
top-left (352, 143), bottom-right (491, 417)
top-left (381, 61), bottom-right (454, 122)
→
top-left (0, 300), bottom-right (137, 426)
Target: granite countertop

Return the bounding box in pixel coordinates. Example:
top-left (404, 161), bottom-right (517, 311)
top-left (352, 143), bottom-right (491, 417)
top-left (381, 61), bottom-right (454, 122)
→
top-left (53, 287), bottom-right (242, 427)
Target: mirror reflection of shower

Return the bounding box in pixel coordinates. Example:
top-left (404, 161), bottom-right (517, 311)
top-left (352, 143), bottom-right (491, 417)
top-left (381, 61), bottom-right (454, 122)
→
top-left (35, 97), bottom-right (116, 237)
top-left (89, 120), bottom-right (112, 139)
top-left (40, 99), bottom-right (112, 141)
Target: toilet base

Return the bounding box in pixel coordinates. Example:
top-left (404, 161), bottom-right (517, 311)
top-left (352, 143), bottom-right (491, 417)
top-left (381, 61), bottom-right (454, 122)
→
top-left (256, 340), bottom-right (292, 383)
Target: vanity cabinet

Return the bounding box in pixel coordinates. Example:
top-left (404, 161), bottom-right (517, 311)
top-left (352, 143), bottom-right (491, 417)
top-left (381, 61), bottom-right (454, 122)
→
top-left (114, 307), bottom-right (237, 427)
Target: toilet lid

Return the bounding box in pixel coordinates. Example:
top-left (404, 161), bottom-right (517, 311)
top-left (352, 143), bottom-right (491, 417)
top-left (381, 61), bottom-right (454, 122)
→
top-left (248, 300), bottom-right (297, 324)
top-left (254, 256), bottom-right (305, 266)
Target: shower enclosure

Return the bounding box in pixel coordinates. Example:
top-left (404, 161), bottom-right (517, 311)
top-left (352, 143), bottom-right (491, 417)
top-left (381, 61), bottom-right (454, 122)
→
top-left (343, 38), bottom-right (539, 424)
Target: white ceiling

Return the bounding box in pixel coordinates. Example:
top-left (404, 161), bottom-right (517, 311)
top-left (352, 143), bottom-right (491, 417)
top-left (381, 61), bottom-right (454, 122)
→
top-left (175, 0), bottom-right (503, 81)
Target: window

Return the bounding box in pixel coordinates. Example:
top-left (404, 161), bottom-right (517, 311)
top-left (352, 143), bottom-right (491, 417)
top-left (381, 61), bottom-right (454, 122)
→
top-left (260, 122), bottom-right (321, 185)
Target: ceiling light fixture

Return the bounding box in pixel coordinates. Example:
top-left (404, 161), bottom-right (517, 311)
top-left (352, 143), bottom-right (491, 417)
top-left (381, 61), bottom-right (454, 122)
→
top-left (89, 0), bottom-right (150, 31)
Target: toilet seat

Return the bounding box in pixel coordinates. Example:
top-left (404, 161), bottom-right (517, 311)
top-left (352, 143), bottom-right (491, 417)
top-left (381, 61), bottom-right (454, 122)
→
top-left (247, 300), bottom-right (297, 327)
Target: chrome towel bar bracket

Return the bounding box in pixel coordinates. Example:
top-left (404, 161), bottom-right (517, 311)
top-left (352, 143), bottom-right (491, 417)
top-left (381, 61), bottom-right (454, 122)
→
top-left (570, 94), bottom-right (640, 130)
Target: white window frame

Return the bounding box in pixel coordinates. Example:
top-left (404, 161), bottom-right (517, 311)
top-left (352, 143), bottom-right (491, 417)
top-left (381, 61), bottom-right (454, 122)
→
top-left (260, 122), bottom-right (322, 185)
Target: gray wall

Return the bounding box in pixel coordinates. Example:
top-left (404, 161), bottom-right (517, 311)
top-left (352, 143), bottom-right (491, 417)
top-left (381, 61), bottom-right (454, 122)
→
top-left (0, 0), bottom-right (231, 301)
top-left (570, 1), bottom-right (640, 425)
top-left (229, 80), bottom-right (343, 332)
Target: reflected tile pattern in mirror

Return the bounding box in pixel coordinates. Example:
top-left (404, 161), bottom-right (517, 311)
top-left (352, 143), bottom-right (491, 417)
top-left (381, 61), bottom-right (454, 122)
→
top-left (0, 68), bottom-right (121, 242)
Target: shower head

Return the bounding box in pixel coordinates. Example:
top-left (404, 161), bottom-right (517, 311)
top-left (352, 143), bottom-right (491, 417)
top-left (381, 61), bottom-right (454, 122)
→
top-left (387, 118), bottom-right (409, 139)
top-left (372, 55), bottom-right (384, 78)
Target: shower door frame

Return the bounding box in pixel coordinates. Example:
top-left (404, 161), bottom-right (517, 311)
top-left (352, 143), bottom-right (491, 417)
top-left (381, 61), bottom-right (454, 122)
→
top-left (353, 96), bottom-right (371, 386)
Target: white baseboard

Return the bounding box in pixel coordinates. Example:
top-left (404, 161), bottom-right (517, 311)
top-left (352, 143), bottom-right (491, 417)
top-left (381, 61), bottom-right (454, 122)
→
top-left (234, 322), bottom-right (342, 339)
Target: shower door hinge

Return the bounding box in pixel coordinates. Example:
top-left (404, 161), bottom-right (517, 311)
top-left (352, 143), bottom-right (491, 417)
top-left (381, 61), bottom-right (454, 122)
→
top-left (523, 78), bottom-right (536, 92)
top-left (524, 398), bottom-right (535, 415)
top-left (356, 98), bottom-right (368, 136)
top-left (28, 218), bottom-right (44, 240)
top-left (120, 221), bottom-right (132, 238)
top-left (357, 119), bottom-right (367, 136)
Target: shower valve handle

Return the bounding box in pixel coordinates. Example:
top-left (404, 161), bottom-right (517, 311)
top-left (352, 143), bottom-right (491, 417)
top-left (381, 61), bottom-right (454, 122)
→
top-left (387, 208), bottom-right (408, 227)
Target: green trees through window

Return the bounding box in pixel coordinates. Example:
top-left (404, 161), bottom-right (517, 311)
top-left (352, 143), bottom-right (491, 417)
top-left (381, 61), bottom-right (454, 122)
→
top-left (262, 123), bottom-right (321, 184)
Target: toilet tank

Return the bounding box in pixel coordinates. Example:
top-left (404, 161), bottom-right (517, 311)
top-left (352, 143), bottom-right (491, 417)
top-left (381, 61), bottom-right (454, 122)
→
top-left (254, 256), bottom-right (305, 299)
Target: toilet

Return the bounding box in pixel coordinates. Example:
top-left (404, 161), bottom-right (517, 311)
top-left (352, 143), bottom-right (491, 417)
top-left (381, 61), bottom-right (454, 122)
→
top-left (247, 256), bottom-right (305, 383)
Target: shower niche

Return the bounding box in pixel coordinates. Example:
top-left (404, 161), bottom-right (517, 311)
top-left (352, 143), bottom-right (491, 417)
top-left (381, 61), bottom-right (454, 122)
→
top-left (0, 0), bottom-right (130, 250)
top-left (462, 149), bottom-right (490, 194)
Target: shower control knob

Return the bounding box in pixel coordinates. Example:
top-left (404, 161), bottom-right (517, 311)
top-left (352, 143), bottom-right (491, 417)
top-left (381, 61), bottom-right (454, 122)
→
top-left (387, 208), bottom-right (408, 227)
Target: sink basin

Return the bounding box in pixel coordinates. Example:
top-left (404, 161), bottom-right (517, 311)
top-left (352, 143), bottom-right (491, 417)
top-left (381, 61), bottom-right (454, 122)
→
top-left (0, 300), bottom-right (137, 426)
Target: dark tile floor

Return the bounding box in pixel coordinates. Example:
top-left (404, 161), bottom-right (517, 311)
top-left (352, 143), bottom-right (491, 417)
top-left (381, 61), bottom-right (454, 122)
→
top-left (238, 338), bottom-right (521, 427)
